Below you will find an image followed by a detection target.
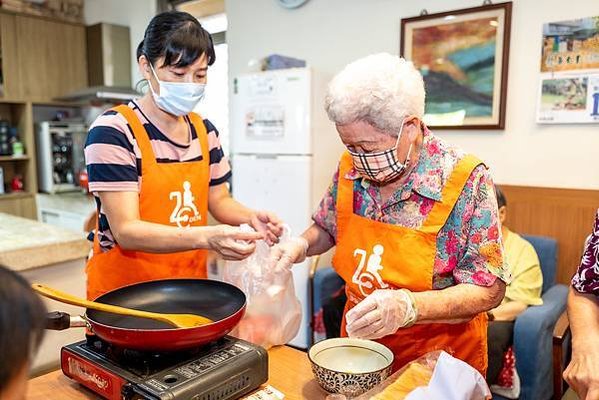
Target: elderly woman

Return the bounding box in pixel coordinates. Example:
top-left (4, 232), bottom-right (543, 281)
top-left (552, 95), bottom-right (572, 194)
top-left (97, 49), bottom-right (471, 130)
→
top-left (270, 53), bottom-right (510, 375)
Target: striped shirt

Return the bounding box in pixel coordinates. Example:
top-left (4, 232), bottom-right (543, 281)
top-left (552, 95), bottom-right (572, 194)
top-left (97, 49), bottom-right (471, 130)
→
top-left (84, 101), bottom-right (231, 252)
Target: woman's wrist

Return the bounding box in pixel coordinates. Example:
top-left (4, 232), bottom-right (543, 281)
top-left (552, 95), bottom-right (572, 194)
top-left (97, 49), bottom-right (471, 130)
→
top-left (573, 337), bottom-right (598, 353)
top-left (190, 225), bottom-right (217, 250)
top-left (399, 289), bottom-right (418, 327)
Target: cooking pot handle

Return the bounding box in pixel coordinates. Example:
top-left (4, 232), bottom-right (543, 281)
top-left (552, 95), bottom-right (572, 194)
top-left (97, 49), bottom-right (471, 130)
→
top-left (45, 311), bottom-right (88, 330)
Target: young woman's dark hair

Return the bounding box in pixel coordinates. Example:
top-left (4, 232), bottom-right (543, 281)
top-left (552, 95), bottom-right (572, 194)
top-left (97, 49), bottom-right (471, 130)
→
top-left (495, 185), bottom-right (507, 209)
top-left (0, 267), bottom-right (46, 392)
top-left (137, 11), bottom-right (216, 69)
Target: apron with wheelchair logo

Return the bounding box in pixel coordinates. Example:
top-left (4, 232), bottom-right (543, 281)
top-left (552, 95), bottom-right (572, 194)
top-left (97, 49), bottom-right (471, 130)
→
top-left (332, 151), bottom-right (489, 376)
top-left (86, 104), bottom-right (209, 300)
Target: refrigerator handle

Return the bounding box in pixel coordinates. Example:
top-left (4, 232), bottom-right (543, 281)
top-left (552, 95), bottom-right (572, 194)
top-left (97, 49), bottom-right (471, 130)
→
top-left (254, 154), bottom-right (278, 159)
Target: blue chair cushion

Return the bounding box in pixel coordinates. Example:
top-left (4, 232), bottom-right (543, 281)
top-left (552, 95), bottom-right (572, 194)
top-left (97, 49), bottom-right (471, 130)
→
top-left (521, 234), bottom-right (557, 293)
top-left (513, 284), bottom-right (568, 400)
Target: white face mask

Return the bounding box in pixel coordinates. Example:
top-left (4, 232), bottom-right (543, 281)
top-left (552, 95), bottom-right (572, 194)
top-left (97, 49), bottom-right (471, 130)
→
top-left (149, 64), bottom-right (206, 116)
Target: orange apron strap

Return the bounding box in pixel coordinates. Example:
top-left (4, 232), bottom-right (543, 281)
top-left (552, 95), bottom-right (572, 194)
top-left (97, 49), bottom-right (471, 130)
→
top-left (113, 104), bottom-right (157, 170)
top-left (422, 154), bottom-right (485, 232)
top-left (187, 112), bottom-right (210, 163)
top-left (92, 210), bottom-right (101, 255)
top-left (90, 105), bottom-right (155, 256)
top-left (336, 151), bottom-right (355, 218)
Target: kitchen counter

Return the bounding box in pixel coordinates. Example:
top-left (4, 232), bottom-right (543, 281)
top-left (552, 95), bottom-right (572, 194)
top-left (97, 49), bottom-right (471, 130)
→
top-left (0, 212), bottom-right (91, 373)
top-left (27, 345), bottom-right (329, 400)
top-left (0, 212), bottom-right (90, 270)
top-left (36, 192), bottom-right (95, 215)
top-left (36, 192), bottom-right (96, 233)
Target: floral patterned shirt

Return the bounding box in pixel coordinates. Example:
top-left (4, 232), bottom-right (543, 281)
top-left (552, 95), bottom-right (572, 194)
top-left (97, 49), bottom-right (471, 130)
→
top-left (313, 128), bottom-right (510, 289)
top-left (572, 211), bottom-right (599, 295)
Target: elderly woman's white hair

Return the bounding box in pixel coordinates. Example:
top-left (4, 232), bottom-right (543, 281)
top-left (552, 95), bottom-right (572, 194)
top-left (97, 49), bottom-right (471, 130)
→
top-left (325, 53), bottom-right (425, 135)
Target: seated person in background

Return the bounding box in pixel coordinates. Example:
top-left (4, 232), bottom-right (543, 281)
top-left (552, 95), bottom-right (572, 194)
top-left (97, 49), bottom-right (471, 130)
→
top-left (322, 286), bottom-right (346, 338)
top-left (564, 212), bottom-right (599, 399)
top-left (0, 266), bottom-right (47, 400)
top-left (487, 186), bottom-right (543, 389)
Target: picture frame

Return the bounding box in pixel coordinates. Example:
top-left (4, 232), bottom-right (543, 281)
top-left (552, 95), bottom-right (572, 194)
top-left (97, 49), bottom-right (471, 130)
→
top-left (400, 2), bottom-right (512, 129)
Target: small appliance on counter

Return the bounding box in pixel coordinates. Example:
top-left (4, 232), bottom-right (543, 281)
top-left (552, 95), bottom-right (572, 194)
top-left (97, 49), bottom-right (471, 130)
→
top-left (36, 121), bottom-right (87, 193)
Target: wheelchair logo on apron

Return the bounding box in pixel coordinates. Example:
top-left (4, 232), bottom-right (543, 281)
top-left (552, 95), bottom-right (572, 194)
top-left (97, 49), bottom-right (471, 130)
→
top-left (352, 244), bottom-right (389, 297)
top-left (169, 181), bottom-right (201, 227)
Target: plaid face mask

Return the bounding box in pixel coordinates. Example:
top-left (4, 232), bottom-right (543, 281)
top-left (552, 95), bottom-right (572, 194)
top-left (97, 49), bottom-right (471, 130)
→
top-left (348, 122), bottom-right (412, 183)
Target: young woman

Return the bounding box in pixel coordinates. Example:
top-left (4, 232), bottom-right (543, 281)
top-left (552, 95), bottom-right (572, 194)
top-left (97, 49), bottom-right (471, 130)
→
top-left (84, 11), bottom-right (282, 300)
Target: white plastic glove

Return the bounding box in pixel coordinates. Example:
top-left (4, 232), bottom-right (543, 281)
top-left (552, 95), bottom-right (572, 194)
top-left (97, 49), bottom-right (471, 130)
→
top-left (345, 289), bottom-right (417, 340)
top-left (268, 236), bottom-right (309, 272)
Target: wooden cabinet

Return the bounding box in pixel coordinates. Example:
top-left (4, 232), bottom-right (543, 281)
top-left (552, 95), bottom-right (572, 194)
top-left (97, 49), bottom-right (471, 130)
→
top-left (14, 14), bottom-right (88, 101)
top-left (0, 13), bottom-right (22, 100)
top-left (0, 192), bottom-right (36, 219)
top-left (0, 12), bottom-right (87, 219)
top-left (0, 11), bottom-right (87, 102)
top-left (0, 101), bottom-right (37, 219)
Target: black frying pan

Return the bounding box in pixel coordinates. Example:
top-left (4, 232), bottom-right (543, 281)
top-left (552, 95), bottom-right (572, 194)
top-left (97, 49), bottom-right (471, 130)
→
top-left (46, 279), bottom-right (246, 351)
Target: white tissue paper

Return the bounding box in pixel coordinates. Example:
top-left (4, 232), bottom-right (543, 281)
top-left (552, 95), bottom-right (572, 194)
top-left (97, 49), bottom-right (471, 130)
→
top-left (405, 351), bottom-right (491, 400)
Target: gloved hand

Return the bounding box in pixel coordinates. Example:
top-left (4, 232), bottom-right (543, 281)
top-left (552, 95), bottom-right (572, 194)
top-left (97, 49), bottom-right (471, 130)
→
top-left (345, 289), bottom-right (417, 340)
top-left (268, 236), bottom-right (309, 272)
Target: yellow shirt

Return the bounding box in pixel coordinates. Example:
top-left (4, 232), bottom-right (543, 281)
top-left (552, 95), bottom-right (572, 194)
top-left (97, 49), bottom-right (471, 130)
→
top-left (502, 229), bottom-right (544, 306)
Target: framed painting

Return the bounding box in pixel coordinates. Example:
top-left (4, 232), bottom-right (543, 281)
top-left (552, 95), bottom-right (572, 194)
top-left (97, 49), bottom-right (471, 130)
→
top-left (400, 2), bottom-right (512, 129)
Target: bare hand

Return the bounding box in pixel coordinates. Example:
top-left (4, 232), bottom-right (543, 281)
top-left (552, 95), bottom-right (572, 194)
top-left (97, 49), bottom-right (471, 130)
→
top-left (564, 345), bottom-right (599, 400)
top-left (249, 211), bottom-right (284, 245)
top-left (206, 225), bottom-right (263, 261)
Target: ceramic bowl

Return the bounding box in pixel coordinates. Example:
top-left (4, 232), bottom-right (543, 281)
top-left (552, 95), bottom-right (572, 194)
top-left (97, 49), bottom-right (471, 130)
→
top-left (308, 338), bottom-right (394, 396)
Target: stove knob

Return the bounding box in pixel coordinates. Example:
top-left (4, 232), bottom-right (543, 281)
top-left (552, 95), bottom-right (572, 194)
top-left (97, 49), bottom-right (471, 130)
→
top-left (121, 383), bottom-right (136, 399)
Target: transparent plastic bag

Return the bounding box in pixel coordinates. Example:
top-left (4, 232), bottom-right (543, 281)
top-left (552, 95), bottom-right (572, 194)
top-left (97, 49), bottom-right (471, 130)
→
top-left (327, 351), bottom-right (491, 400)
top-left (224, 226), bottom-right (302, 349)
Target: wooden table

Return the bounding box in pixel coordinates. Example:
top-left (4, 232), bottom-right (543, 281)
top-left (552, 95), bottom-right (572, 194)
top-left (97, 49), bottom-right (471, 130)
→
top-left (27, 346), bottom-right (328, 400)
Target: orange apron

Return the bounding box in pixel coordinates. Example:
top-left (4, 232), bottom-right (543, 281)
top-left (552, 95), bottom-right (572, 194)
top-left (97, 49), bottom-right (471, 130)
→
top-left (86, 105), bottom-right (209, 300)
top-left (333, 151), bottom-right (488, 376)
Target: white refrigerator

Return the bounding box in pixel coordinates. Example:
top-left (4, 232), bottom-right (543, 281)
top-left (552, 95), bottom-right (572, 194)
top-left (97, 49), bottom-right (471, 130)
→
top-left (231, 68), bottom-right (313, 349)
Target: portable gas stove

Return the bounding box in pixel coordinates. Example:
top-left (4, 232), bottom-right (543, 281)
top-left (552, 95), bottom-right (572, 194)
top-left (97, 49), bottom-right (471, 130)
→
top-left (60, 336), bottom-right (269, 400)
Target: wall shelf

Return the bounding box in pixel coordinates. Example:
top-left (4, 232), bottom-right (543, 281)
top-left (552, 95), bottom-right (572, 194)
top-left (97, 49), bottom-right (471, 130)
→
top-left (32, 100), bottom-right (87, 108)
top-left (0, 99), bottom-right (27, 105)
top-left (0, 191), bottom-right (33, 199)
top-left (0, 155), bottom-right (29, 161)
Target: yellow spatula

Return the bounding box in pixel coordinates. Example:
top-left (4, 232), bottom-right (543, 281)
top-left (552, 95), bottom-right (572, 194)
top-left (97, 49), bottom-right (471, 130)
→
top-left (32, 284), bottom-right (213, 328)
